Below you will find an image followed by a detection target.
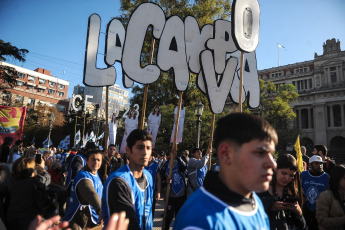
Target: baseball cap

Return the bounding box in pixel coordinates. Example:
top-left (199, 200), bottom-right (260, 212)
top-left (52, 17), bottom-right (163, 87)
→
top-left (309, 155), bottom-right (325, 164)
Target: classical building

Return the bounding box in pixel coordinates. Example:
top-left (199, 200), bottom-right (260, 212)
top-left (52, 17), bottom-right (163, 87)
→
top-left (258, 38), bottom-right (345, 161)
top-left (0, 62), bottom-right (69, 112)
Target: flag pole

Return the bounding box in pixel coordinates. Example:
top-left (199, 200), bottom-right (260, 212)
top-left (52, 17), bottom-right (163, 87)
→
top-left (105, 86), bottom-right (109, 151)
top-left (162, 91), bottom-right (183, 229)
top-left (278, 42), bottom-right (280, 67)
top-left (140, 38), bottom-right (155, 129)
top-left (238, 51), bottom-right (244, 112)
top-left (207, 113), bottom-right (215, 170)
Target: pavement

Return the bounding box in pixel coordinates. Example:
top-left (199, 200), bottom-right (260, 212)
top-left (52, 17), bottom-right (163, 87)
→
top-left (153, 198), bottom-right (174, 230)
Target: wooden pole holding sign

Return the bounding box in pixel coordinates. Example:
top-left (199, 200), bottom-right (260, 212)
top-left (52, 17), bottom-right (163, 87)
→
top-left (207, 113), bottom-right (216, 170)
top-left (104, 86), bottom-right (109, 151)
top-left (162, 91), bottom-right (183, 229)
top-left (140, 38), bottom-right (156, 129)
top-left (238, 51), bottom-right (244, 113)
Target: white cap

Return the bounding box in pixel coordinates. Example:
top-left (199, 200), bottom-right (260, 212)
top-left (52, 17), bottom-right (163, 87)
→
top-left (309, 155), bottom-right (325, 164)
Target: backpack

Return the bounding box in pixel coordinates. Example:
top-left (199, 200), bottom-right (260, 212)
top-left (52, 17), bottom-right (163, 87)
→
top-left (33, 179), bottom-right (56, 219)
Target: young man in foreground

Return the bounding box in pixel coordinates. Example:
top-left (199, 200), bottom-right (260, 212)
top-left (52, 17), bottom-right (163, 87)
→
top-left (174, 113), bottom-right (278, 229)
top-left (102, 129), bottom-right (153, 230)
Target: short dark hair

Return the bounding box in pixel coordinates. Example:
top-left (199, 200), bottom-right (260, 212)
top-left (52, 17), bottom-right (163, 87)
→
top-left (191, 148), bottom-right (200, 155)
top-left (3, 137), bottom-right (13, 145)
top-left (85, 149), bottom-right (103, 160)
top-left (108, 144), bottom-right (116, 149)
top-left (313, 144), bottom-right (328, 157)
top-left (85, 141), bottom-right (97, 151)
top-left (214, 113), bottom-right (278, 149)
top-left (126, 129), bottom-right (152, 150)
top-left (15, 140), bottom-right (23, 146)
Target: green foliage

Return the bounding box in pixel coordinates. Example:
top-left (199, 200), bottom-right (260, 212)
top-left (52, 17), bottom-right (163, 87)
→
top-left (255, 79), bottom-right (299, 153)
top-left (0, 40), bottom-right (28, 93)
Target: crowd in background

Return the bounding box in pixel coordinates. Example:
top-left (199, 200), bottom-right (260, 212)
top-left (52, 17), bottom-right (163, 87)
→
top-left (0, 120), bottom-right (344, 230)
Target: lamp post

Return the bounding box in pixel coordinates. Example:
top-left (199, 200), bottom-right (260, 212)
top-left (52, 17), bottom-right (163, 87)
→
top-left (194, 101), bottom-right (204, 148)
top-left (47, 113), bottom-right (56, 149)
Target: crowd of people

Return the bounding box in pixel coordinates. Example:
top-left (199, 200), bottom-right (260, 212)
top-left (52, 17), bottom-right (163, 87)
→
top-left (0, 112), bottom-right (344, 230)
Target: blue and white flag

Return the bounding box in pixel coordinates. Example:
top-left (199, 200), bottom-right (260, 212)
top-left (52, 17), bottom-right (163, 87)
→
top-left (58, 135), bottom-right (70, 150)
top-left (97, 132), bottom-right (104, 140)
top-left (75, 130), bottom-right (81, 146)
top-left (42, 137), bottom-right (53, 148)
top-left (89, 131), bottom-right (96, 142)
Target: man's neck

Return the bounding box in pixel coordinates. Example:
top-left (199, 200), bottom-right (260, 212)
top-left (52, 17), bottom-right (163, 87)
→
top-left (128, 163), bottom-right (144, 178)
top-left (219, 170), bottom-right (251, 199)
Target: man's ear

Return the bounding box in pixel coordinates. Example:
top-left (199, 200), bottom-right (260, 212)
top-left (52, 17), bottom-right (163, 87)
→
top-left (217, 142), bottom-right (233, 165)
top-left (126, 146), bottom-right (131, 155)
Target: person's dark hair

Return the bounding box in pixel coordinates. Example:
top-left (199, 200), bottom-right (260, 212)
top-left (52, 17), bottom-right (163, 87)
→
top-left (328, 165), bottom-right (345, 213)
top-left (191, 148), bottom-right (200, 155)
top-left (214, 113), bottom-right (278, 149)
top-left (108, 144), bottom-right (116, 149)
top-left (85, 149), bottom-right (103, 160)
top-left (128, 108), bottom-right (137, 119)
top-left (15, 140), bottom-right (23, 146)
top-left (152, 105), bottom-right (160, 116)
top-left (85, 141), bottom-right (97, 151)
top-left (272, 154), bottom-right (303, 206)
top-left (126, 129), bottom-right (152, 150)
top-left (314, 144), bottom-right (328, 157)
top-left (3, 137), bottom-right (13, 146)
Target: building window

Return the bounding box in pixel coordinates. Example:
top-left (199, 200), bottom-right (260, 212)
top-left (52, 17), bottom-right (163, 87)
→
top-left (58, 91), bottom-right (64, 97)
top-left (330, 67), bottom-right (337, 83)
top-left (49, 81), bottom-right (56, 87)
top-left (17, 72), bottom-right (25, 79)
top-left (26, 85), bottom-right (34, 90)
top-left (37, 88), bottom-right (45, 93)
top-left (16, 81), bottom-right (24, 87)
top-left (333, 105), bottom-right (342, 127)
top-left (15, 95), bottom-right (24, 104)
top-left (301, 109), bottom-right (309, 129)
top-left (310, 108), bottom-right (314, 129)
top-left (28, 75), bottom-right (36, 82)
top-left (27, 98), bottom-right (35, 105)
top-left (2, 92), bottom-right (11, 101)
top-left (48, 89), bottom-right (55, 95)
top-left (309, 79), bottom-right (312, 89)
top-left (295, 109), bottom-right (299, 129)
top-left (39, 78), bottom-right (46, 84)
top-left (58, 84), bottom-right (65, 89)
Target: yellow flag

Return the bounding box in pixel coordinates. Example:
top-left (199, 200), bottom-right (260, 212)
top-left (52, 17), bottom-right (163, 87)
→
top-left (294, 135), bottom-right (304, 172)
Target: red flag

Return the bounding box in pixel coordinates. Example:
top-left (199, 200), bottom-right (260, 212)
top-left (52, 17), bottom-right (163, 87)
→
top-left (0, 106), bottom-right (27, 144)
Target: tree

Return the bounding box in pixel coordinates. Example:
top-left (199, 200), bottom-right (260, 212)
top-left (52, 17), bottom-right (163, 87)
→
top-left (253, 79), bottom-right (299, 153)
top-left (0, 40), bottom-right (29, 92)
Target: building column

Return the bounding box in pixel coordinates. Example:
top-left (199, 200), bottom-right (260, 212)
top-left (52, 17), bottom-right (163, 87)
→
top-left (314, 104), bottom-right (327, 145)
top-left (330, 105), bottom-right (334, 127)
top-left (341, 103), bottom-right (345, 127)
top-left (308, 108), bottom-right (312, 129)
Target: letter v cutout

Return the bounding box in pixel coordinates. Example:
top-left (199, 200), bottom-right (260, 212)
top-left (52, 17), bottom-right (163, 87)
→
top-left (200, 50), bottom-right (238, 114)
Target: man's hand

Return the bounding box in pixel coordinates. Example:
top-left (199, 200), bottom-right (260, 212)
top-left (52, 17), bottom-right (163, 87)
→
top-left (206, 147), bottom-right (212, 156)
top-left (105, 212), bottom-right (129, 230)
top-left (28, 215), bottom-right (70, 230)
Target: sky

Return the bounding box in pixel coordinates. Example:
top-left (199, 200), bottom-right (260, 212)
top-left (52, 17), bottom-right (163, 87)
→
top-left (1, 0), bottom-right (345, 99)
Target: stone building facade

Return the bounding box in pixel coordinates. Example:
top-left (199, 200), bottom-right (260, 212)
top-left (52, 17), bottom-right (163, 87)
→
top-left (258, 38), bottom-right (345, 161)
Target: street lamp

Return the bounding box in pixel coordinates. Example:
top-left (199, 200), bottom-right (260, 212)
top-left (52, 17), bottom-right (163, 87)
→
top-left (194, 101), bottom-right (204, 148)
top-left (48, 113), bottom-right (56, 149)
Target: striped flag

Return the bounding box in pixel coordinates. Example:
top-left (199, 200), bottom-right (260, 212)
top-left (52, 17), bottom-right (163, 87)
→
top-left (97, 132), bottom-right (104, 140)
top-left (42, 137), bottom-right (53, 148)
top-left (75, 130), bottom-right (81, 146)
top-left (58, 135), bottom-right (70, 150)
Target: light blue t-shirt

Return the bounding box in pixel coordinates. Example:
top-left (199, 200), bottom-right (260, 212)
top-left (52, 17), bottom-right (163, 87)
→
top-left (174, 187), bottom-right (270, 230)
